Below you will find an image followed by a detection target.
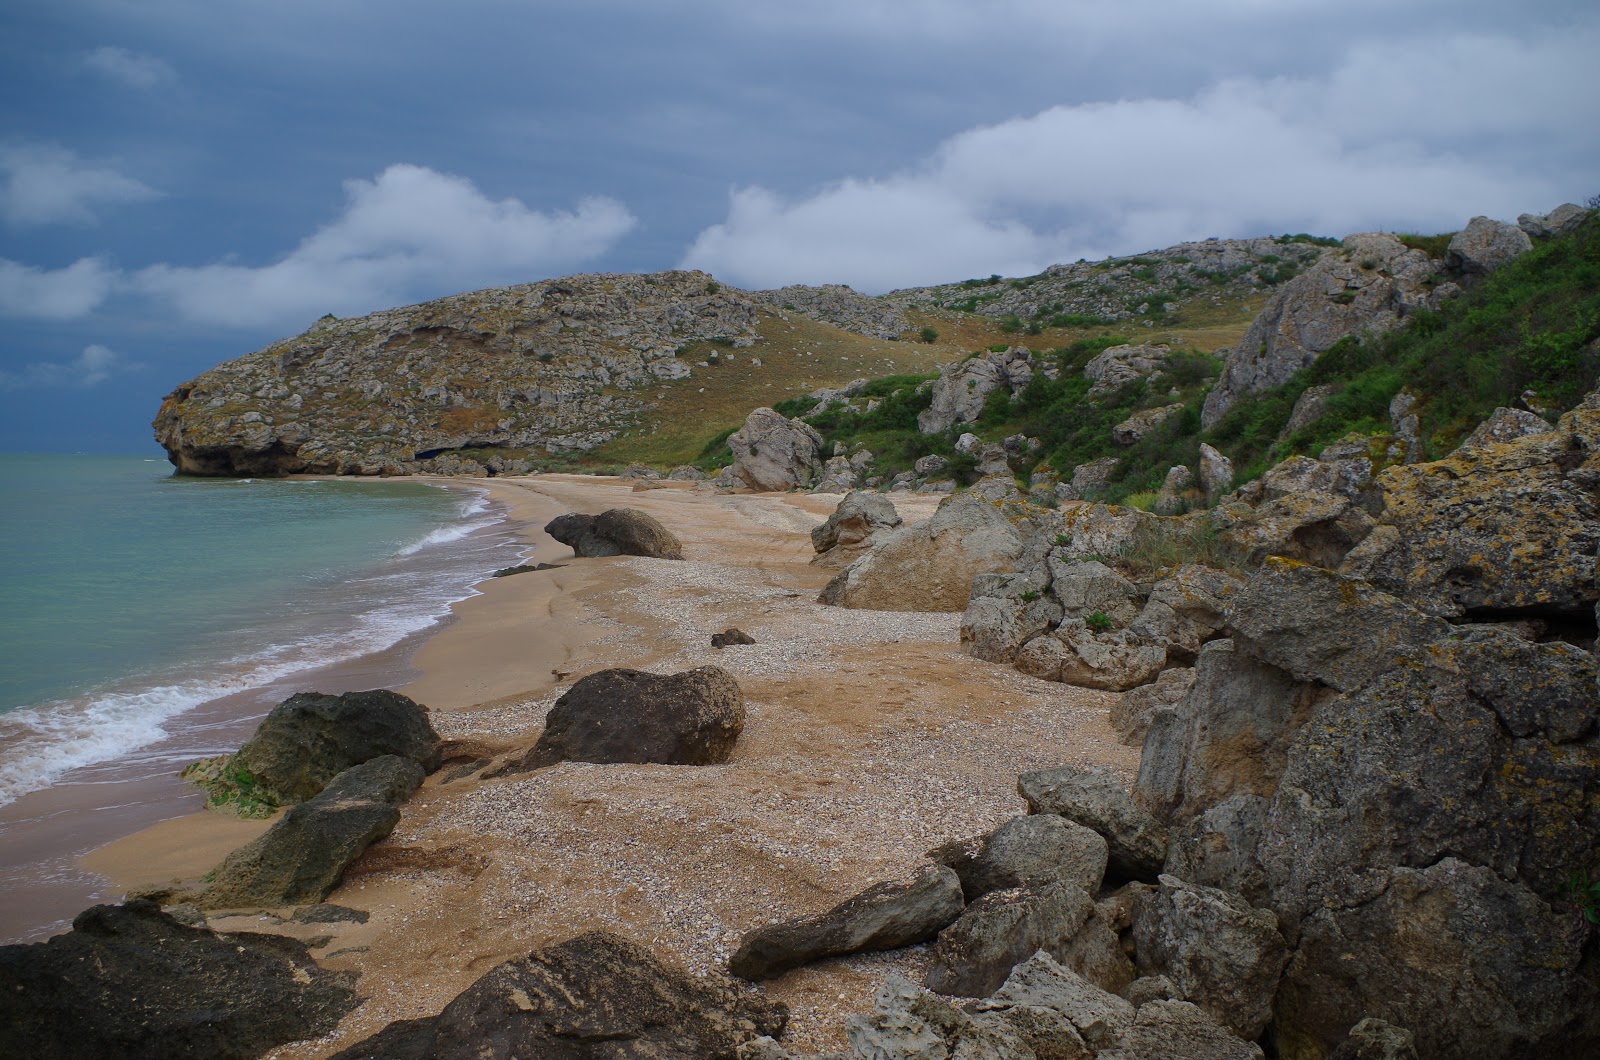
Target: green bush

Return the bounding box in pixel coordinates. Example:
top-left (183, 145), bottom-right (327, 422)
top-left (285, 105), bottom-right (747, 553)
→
top-left (920, 326), bottom-right (939, 344)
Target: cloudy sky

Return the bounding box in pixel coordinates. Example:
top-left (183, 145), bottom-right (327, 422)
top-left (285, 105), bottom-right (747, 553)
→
top-left (2, 0), bottom-right (1595, 453)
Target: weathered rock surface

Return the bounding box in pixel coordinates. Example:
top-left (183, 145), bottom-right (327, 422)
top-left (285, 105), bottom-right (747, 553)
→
top-left (1112, 403), bottom-right (1185, 447)
top-left (1198, 443), bottom-right (1233, 499)
top-left (1327, 1018), bottom-right (1420, 1060)
top-left (810, 491), bottom-right (903, 568)
top-left (0, 900), bottom-right (358, 1060)
top-left (545, 506), bottom-right (686, 559)
top-left (216, 688), bottom-right (440, 807)
top-left (1338, 395), bottom-right (1600, 619)
top-left (1110, 666), bottom-right (1195, 745)
top-left (1160, 794), bottom-right (1269, 906)
top-left (1517, 203), bottom-right (1592, 239)
top-left (333, 929), bottom-right (787, 1059)
top-left (1445, 215), bottom-right (1532, 274)
top-left (1083, 344), bottom-right (1175, 398)
top-left (711, 627), bottom-right (756, 648)
top-left (1455, 406), bottom-right (1553, 452)
top-left (196, 755), bottom-right (423, 908)
top-left (1202, 233), bottom-right (1453, 428)
top-left (728, 865), bottom-right (964, 981)
top-left (925, 881), bottom-right (1096, 997)
top-left (960, 573), bottom-right (1063, 664)
top-left (1098, 1000), bottom-right (1265, 1060)
top-left (728, 408), bottom-right (825, 491)
top-left (153, 270), bottom-right (763, 475)
top-left (820, 492), bottom-right (1055, 612)
top-left (1016, 625), bottom-right (1167, 692)
top-left (752, 284), bottom-right (908, 339)
top-left (929, 814), bottom-right (1109, 900)
top-left (918, 347), bottom-right (1035, 434)
top-left (1018, 765), bottom-right (1169, 881)
top-left (1132, 876), bottom-right (1287, 1041)
top-left (520, 666), bottom-right (745, 768)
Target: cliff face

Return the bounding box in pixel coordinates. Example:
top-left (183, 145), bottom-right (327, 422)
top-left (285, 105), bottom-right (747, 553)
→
top-left (153, 270), bottom-right (767, 476)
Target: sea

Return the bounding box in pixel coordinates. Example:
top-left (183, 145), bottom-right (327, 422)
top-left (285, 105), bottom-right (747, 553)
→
top-left (0, 453), bottom-right (525, 939)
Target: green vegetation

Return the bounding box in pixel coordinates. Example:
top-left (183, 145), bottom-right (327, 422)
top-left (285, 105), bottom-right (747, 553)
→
top-left (1085, 611), bottom-right (1114, 632)
top-left (180, 756), bottom-right (280, 819)
top-left (1396, 232), bottom-right (1455, 258)
top-left (1211, 212), bottom-right (1600, 476)
top-left (1565, 870), bottom-right (1600, 925)
top-left (1117, 515), bottom-right (1254, 579)
top-left (920, 326), bottom-right (940, 344)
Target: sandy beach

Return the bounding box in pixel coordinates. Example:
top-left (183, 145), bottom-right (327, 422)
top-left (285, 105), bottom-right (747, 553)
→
top-left (76, 475), bottom-right (1138, 1055)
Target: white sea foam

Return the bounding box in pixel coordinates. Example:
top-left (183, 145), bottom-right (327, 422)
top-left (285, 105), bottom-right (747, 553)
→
top-left (0, 486), bottom-right (518, 809)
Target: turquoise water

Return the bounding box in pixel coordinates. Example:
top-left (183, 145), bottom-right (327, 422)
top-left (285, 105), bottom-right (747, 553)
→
top-left (0, 454), bottom-right (521, 806)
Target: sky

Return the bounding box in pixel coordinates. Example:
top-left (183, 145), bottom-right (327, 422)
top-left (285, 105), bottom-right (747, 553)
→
top-left (1, 1), bottom-right (1596, 453)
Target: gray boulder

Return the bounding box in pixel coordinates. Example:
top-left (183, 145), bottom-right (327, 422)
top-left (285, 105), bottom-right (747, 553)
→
top-left (1112, 404), bottom-right (1185, 447)
top-left (929, 814), bottom-right (1109, 900)
top-left (1084, 344), bottom-right (1174, 398)
top-left (518, 666), bottom-right (745, 769)
top-left (728, 865), bottom-right (964, 981)
top-left (1048, 558), bottom-right (1141, 627)
top-left (1132, 876), bottom-right (1287, 1041)
top-left (1198, 443), bottom-right (1233, 499)
top-left (545, 507), bottom-right (686, 559)
top-left (1329, 1018), bottom-right (1421, 1060)
top-left (1454, 406), bottom-right (1553, 452)
top-left (195, 755), bottom-right (423, 909)
top-left (0, 900), bottom-right (359, 1060)
top-left (210, 688), bottom-right (440, 808)
top-left (1015, 625), bottom-right (1167, 692)
top-left (810, 490), bottom-right (903, 567)
top-left (977, 953), bottom-right (1136, 1056)
top-left (925, 881), bottom-right (1096, 997)
top-left (728, 407), bottom-right (824, 491)
top-left (845, 975), bottom-right (1034, 1059)
top-left (1517, 202), bottom-right (1592, 238)
top-left (332, 930), bottom-right (787, 1059)
top-left (1096, 1000), bottom-right (1265, 1060)
top-left (819, 491), bottom-right (1055, 612)
top-left (1445, 215), bottom-right (1532, 274)
top-left (1161, 794), bottom-right (1270, 906)
top-left (1018, 764), bottom-right (1169, 881)
top-left (1128, 564), bottom-right (1243, 667)
top-left (918, 348), bottom-right (1033, 434)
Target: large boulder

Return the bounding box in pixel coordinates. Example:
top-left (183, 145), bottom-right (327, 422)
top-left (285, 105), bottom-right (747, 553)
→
top-left (518, 666), bottom-right (745, 769)
top-left (1445, 215), bottom-right (1532, 274)
top-left (202, 688), bottom-right (440, 809)
top-left (1110, 666), bottom-right (1195, 746)
top-left (544, 507), bottom-right (686, 559)
top-left (1339, 395), bottom-right (1600, 619)
top-left (196, 755), bottom-right (424, 908)
top-left (810, 490), bottom-right (903, 568)
top-left (1015, 625), bottom-right (1167, 692)
top-left (728, 865), bottom-right (964, 981)
top-left (929, 814), bottom-right (1109, 901)
top-left (0, 900), bottom-right (359, 1060)
top-left (925, 881), bottom-right (1096, 997)
top-left (1517, 203), bottom-right (1592, 239)
top-left (1112, 403), bottom-right (1185, 447)
top-left (728, 407), bottom-right (824, 491)
top-left (960, 573), bottom-right (1064, 664)
top-left (1018, 765), bottom-right (1169, 881)
top-left (1132, 876), bottom-right (1288, 1042)
top-left (1203, 233), bottom-right (1451, 428)
top-left (819, 491), bottom-right (1055, 612)
top-left (333, 930), bottom-right (787, 1059)
top-left (1084, 344), bottom-right (1174, 398)
top-left (918, 347), bottom-right (1034, 434)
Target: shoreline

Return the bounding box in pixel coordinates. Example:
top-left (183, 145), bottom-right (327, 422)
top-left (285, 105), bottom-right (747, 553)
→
top-left (45, 476), bottom-right (1137, 1055)
top-left (0, 475), bottom-right (522, 943)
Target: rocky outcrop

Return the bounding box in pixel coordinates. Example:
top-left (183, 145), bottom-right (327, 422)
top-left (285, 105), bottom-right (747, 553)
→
top-left (334, 930), bottom-right (787, 1059)
top-left (918, 347), bottom-right (1036, 433)
top-left (1084, 344), bottom-right (1175, 398)
top-left (1018, 765), bottom-right (1169, 881)
top-left (0, 900), bottom-right (358, 1060)
top-left (1202, 233), bottom-right (1456, 428)
top-left (820, 491), bottom-right (1056, 612)
top-left (1518, 203), bottom-right (1592, 239)
top-left (1136, 558), bottom-right (1600, 1058)
top-left (545, 507), bottom-right (686, 559)
top-left (752, 284), bottom-right (907, 339)
top-left (1445, 215), bottom-right (1532, 274)
top-left (810, 491), bottom-right (903, 568)
top-left (515, 666), bottom-right (745, 769)
top-left (1338, 394), bottom-right (1600, 620)
top-left (728, 865), bottom-right (964, 981)
top-left (1454, 406), bottom-right (1553, 452)
top-left (1112, 403), bottom-right (1184, 446)
top-left (728, 408), bottom-right (824, 491)
top-left (926, 881), bottom-right (1096, 997)
top-left (189, 688), bottom-right (440, 810)
top-left (195, 755), bottom-right (424, 908)
top-left (153, 270), bottom-right (764, 475)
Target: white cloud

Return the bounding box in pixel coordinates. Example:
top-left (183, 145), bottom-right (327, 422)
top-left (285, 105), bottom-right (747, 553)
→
top-left (81, 46), bottom-right (177, 89)
top-left (0, 257), bottom-right (118, 319)
top-left (0, 344), bottom-right (141, 390)
top-left (0, 144), bottom-right (159, 226)
top-left (681, 25), bottom-right (1598, 293)
top-left (133, 164), bottom-right (637, 328)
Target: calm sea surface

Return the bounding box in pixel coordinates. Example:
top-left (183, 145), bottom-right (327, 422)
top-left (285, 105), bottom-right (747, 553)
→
top-left (0, 453), bottom-right (522, 808)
